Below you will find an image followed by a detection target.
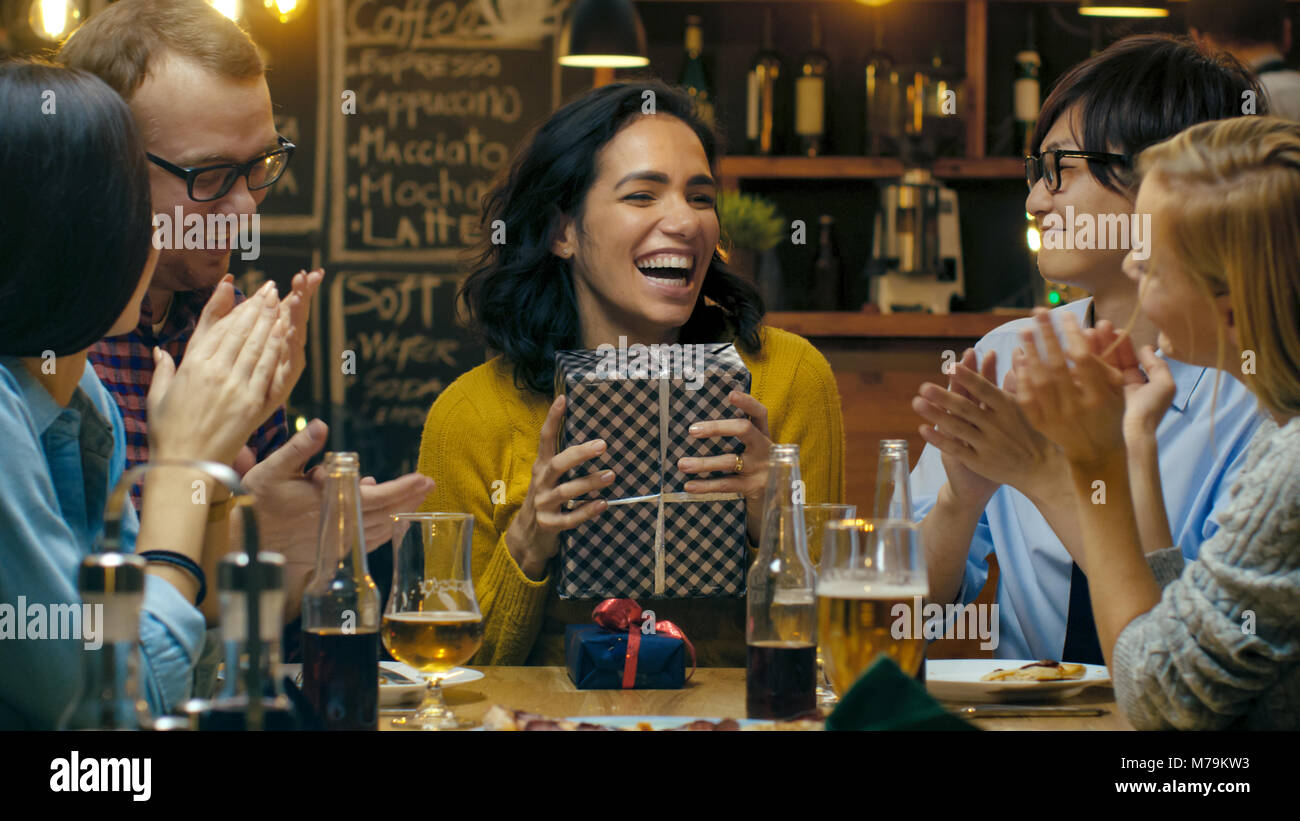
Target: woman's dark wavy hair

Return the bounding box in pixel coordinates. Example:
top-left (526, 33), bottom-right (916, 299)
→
top-left (458, 79), bottom-right (765, 396)
top-left (1033, 34), bottom-right (1265, 195)
top-left (0, 59), bottom-right (153, 357)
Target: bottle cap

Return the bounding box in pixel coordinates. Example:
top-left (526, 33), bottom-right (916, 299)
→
top-left (78, 552), bottom-right (147, 594)
top-left (218, 552), bottom-right (285, 592)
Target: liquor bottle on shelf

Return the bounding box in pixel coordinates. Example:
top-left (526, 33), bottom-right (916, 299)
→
top-left (746, 444), bottom-right (817, 720)
top-left (794, 10), bottom-right (830, 157)
top-left (745, 7), bottom-right (782, 155)
top-left (680, 15), bottom-right (715, 130)
top-left (1014, 12), bottom-right (1041, 157)
top-left (812, 215), bottom-right (842, 311)
top-left (59, 553), bottom-right (148, 730)
top-left (864, 9), bottom-right (901, 156)
top-left (199, 552), bottom-right (297, 731)
top-left (923, 46), bottom-right (966, 157)
top-left (301, 452), bottom-right (380, 730)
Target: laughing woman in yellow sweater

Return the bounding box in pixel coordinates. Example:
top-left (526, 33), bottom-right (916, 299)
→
top-left (418, 80), bottom-right (844, 667)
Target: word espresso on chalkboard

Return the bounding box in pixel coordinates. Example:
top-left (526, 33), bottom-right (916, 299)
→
top-left (333, 0), bottom-right (559, 264)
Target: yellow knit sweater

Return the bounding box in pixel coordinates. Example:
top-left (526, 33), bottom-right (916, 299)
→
top-left (416, 326), bottom-right (845, 667)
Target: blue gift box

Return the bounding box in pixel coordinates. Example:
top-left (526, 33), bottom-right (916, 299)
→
top-left (564, 624), bottom-right (686, 689)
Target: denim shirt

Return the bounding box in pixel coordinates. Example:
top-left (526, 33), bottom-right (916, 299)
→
top-left (0, 357), bottom-right (205, 728)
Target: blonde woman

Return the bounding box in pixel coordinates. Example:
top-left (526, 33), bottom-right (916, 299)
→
top-left (1016, 116), bottom-right (1300, 730)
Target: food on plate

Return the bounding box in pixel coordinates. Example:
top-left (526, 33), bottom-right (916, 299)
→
top-left (480, 705), bottom-right (822, 731)
top-left (979, 660), bottom-right (1086, 682)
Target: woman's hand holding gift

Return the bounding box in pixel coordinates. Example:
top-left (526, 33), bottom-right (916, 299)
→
top-left (677, 390), bottom-right (774, 545)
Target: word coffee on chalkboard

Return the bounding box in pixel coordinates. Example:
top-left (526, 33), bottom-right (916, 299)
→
top-left (328, 271), bottom-right (485, 477)
top-left (331, 0), bottom-right (561, 264)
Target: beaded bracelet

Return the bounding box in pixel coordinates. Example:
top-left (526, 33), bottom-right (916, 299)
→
top-left (139, 550), bottom-right (207, 607)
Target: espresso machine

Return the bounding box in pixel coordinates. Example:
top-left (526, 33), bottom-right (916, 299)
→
top-left (868, 167), bottom-right (965, 314)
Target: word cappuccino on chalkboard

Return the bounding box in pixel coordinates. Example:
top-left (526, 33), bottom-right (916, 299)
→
top-left (335, 0), bottom-right (557, 262)
top-left (151, 207), bottom-right (261, 261)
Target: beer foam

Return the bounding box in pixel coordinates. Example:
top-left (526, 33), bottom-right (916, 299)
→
top-left (816, 580), bottom-right (927, 600)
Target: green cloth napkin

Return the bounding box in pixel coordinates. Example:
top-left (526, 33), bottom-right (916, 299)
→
top-left (826, 657), bottom-right (977, 731)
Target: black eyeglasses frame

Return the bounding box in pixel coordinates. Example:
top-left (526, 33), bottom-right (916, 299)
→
top-left (1025, 149), bottom-right (1131, 193)
top-left (146, 135), bottom-right (295, 202)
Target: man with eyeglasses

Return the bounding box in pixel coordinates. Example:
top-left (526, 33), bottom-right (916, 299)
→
top-left (57, 1), bottom-right (435, 643)
top-left (908, 36), bottom-right (1269, 665)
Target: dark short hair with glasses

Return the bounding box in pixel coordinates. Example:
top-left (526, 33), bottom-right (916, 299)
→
top-left (0, 59), bottom-right (154, 357)
top-left (146, 136), bottom-right (294, 202)
top-left (1032, 34), bottom-right (1264, 195)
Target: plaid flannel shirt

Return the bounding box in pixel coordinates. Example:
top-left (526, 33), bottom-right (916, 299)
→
top-left (89, 285), bottom-right (289, 495)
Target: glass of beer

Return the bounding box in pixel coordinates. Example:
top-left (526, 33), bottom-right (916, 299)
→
top-left (802, 504), bottom-right (856, 706)
top-left (817, 519), bottom-right (928, 696)
top-left (383, 512), bottom-right (483, 730)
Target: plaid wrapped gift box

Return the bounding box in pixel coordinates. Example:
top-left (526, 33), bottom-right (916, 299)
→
top-left (553, 342), bottom-right (752, 599)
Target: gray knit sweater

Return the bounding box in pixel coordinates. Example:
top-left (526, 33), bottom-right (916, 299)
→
top-left (1112, 415), bottom-right (1300, 730)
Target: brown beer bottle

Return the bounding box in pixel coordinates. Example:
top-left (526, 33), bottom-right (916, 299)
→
top-left (746, 444), bottom-right (818, 719)
top-left (301, 453), bottom-right (380, 730)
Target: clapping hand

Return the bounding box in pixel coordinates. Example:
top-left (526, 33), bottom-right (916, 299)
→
top-left (1015, 310), bottom-right (1133, 466)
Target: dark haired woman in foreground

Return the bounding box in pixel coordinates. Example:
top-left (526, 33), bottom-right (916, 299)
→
top-left (0, 60), bottom-right (301, 728)
top-left (418, 81), bottom-right (845, 666)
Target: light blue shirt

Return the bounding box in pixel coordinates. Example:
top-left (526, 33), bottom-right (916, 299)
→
top-left (910, 299), bottom-right (1267, 660)
top-left (0, 357), bottom-right (206, 729)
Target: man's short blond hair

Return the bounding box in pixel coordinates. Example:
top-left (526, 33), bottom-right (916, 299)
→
top-left (57, 0), bottom-right (263, 100)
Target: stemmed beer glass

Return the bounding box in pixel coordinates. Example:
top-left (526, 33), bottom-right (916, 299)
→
top-left (383, 513), bottom-right (483, 730)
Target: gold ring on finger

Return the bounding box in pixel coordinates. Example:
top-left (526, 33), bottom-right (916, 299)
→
top-left (734, 454), bottom-right (744, 474)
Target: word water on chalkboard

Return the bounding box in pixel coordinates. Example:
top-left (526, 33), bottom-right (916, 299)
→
top-left (328, 271), bottom-right (485, 478)
top-left (332, 0), bottom-right (561, 264)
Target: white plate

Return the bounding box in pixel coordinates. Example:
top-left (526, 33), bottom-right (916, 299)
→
top-left (925, 659), bottom-right (1111, 703)
top-left (279, 662), bottom-right (484, 707)
top-left (565, 715), bottom-right (759, 730)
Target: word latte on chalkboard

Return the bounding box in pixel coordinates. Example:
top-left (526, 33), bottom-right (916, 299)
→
top-left (332, 0), bottom-right (562, 264)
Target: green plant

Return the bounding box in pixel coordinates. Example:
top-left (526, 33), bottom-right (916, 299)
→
top-left (717, 189), bottom-right (784, 252)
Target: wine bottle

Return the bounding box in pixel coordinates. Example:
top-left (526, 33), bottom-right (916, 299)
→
top-left (794, 10), bottom-right (830, 157)
top-left (745, 8), bottom-right (782, 155)
top-left (680, 15), bottom-right (715, 129)
top-left (812, 215), bottom-right (842, 310)
top-left (864, 10), bottom-right (901, 157)
top-left (1014, 13), bottom-right (1041, 157)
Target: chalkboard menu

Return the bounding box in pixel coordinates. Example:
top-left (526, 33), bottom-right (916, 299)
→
top-left (245, 0), bottom-right (327, 234)
top-left (329, 0), bottom-right (563, 264)
top-left (328, 271), bottom-right (486, 477)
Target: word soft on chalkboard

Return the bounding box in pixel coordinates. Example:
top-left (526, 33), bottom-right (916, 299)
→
top-left (331, 0), bottom-right (562, 264)
top-left (328, 271), bottom-right (486, 477)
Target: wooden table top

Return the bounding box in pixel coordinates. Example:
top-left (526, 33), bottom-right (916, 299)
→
top-left (379, 667), bottom-right (1131, 731)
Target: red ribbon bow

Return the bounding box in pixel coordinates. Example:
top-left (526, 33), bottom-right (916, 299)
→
top-left (592, 598), bottom-right (697, 689)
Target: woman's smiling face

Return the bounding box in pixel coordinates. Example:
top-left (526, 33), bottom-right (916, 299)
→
top-left (1124, 174), bottom-right (1233, 368)
top-left (554, 115), bottom-right (719, 347)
